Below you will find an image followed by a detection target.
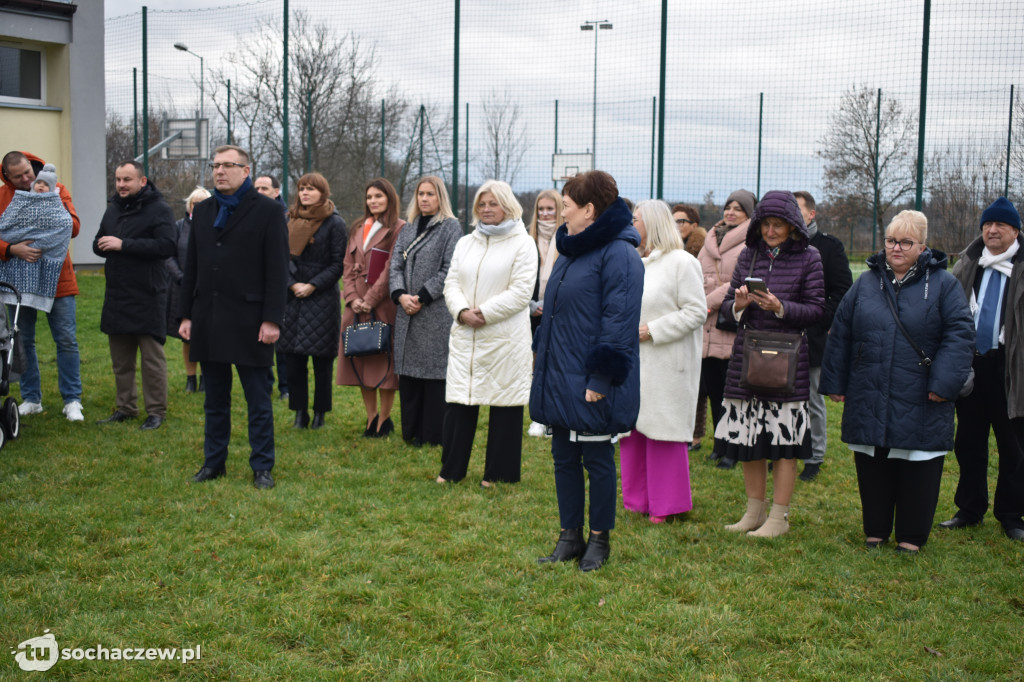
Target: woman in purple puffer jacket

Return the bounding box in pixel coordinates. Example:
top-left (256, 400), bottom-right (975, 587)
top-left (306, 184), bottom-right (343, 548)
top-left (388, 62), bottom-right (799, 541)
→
top-left (716, 190), bottom-right (825, 538)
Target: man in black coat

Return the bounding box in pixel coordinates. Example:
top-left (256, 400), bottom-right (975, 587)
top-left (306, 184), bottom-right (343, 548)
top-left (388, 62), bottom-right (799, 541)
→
top-left (795, 191), bottom-right (852, 481)
top-left (180, 145), bottom-right (289, 489)
top-left (93, 161), bottom-right (177, 430)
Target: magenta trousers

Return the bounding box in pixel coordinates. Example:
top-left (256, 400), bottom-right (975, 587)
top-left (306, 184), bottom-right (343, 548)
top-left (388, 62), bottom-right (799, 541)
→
top-left (619, 431), bottom-right (692, 517)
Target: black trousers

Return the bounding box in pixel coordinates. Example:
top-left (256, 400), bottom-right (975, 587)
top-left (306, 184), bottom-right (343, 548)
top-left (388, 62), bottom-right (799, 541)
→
top-left (283, 353), bottom-right (334, 412)
top-left (703, 357), bottom-right (729, 453)
top-left (440, 403), bottom-right (523, 483)
top-left (854, 449), bottom-right (945, 547)
top-left (952, 350), bottom-right (1024, 529)
top-left (398, 376), bottom-right (446, 445)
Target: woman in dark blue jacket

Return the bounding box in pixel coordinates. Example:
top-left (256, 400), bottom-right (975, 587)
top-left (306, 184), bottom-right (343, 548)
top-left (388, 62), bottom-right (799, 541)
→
top-left (820, 210), bottom-right (974, 553)
top-left (530, 170), bottom-right (644, 573)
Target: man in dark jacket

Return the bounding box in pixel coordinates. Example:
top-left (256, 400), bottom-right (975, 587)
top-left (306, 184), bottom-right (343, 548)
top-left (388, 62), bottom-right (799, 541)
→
top-left (180, 145), bottom-right (288, 490)
top-left (93, 161), bottom-right (176, 430)
top-left (939, 197), bottom-right (1024, 541)
top-left (254, 173), bottom-right (290, 401)
top-left (795, 191), bottom-right (852, 481)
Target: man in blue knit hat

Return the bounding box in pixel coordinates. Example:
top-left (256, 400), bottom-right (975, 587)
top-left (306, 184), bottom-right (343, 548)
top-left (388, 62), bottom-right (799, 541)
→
top-left (939, 197), bottom-right (1024, 541)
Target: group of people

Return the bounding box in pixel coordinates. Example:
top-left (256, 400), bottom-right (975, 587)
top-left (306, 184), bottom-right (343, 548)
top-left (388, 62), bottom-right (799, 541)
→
top-left (2, 144), bottom-right (1022, 569)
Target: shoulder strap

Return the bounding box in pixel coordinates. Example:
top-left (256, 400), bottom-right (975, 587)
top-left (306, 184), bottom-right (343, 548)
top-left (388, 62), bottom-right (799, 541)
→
top-left (882, 283), bottom-right (931, 367)
top-left (402, 224), bottom-right (433, 262)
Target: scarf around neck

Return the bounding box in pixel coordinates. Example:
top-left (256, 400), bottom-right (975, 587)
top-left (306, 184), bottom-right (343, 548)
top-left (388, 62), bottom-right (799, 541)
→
top-left (476, 218), bottom-right (518, 238)
top-left (213, 176), bottom-right (253, 228)
top-left (288, 199), bottom-right (336, 256)
top-left (978, 238), bottom-right (1019, 278)
top-left (536, 219), bottom-right (557, 257)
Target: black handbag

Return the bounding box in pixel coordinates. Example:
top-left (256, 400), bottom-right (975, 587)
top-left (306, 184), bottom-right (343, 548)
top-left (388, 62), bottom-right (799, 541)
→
top-left (342, 311), bottom-right (392, 358)
top-left (739, 327), bottom-right (802, 396)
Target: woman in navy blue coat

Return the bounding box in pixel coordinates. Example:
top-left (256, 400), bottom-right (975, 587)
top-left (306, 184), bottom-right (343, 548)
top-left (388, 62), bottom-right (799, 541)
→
top-left (820, 210), bottom-right (974, 553)
top-left (530, 171), bottom-right (644, 572)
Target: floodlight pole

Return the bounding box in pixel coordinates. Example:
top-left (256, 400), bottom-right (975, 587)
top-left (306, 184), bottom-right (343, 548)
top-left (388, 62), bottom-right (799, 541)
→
top-left (581, 20), bottom-right (612, 167)
top-left (173, 42), bottom-right (203, 121)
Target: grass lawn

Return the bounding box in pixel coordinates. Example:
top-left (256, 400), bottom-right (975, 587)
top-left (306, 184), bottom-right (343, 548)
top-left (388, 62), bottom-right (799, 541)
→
top-left (1, 271), bottom-right (1022, 680)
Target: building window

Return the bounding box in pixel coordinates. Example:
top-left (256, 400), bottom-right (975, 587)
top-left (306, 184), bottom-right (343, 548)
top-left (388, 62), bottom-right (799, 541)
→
top-left (0, 45), bottom-right (44, 104)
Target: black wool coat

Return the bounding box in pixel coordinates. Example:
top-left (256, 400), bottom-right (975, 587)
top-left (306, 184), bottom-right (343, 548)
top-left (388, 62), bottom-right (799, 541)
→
top-left (807, 225), bottom-right (853, 366)
top-left (93, 182), bottom-right (177, 342)
top-left (180, 188), bottom-right (289, 367)
top-left (277, 212), bottom-right (347, 358)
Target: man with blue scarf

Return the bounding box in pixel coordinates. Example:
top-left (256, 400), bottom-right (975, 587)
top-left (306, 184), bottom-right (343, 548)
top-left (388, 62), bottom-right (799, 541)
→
top-left (179, 145), bottom-right (289, 490)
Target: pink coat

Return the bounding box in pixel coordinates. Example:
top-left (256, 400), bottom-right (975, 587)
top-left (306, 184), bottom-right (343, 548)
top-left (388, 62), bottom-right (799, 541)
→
top-left (698, 220), bottom-right (749, 359)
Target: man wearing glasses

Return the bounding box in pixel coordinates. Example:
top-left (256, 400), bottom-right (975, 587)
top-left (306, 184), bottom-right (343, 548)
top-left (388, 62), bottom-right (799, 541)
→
top-left (939, 197), bottom-right (1024, 541)
top-left (179, 145), bottom-right (288, 490)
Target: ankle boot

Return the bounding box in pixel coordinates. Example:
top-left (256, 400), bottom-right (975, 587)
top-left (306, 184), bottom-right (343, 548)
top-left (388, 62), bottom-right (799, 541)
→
top-left (579, 530), bottom-right (610, 572)
top-left (293, 410), bottom-right (310, 429)
top-left (748, 503), bottom-right (790, 538)
top-left (725, 497), bottom-right (767, 532)
top-left (362, 415), bottom-right (379, 438)
top-left (311, 411), bottom-right (325, 429)
top-left (537, 528), bottom-right (585, 564)
top-left (198, 375), bottom-right (206, 392)
top-left (185, 375), bottom-right (197, 393)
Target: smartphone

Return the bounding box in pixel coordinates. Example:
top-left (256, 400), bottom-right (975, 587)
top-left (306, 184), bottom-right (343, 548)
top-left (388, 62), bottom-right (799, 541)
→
top-left (745, 277), bottom-right (768, 295)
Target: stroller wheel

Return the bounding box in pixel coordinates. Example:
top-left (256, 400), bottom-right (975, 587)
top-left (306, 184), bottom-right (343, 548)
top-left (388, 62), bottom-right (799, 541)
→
top-left (2, 397), bottom-right (19, 440)
top-left (0, 420), bottom-right (5, 450)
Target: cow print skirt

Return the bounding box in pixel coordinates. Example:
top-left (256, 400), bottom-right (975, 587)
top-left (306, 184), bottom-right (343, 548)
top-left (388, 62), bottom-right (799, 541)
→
top-left (713, 398), bottom-right (812, 461)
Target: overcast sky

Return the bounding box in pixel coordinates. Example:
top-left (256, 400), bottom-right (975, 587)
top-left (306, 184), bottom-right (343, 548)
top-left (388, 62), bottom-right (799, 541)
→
top-left (100, 0), bottom-right (1023, 201)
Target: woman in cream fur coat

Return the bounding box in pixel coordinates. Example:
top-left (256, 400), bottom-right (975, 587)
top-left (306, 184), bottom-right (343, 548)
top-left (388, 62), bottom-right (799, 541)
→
top-left (620, 200), bottom-right (708, 522)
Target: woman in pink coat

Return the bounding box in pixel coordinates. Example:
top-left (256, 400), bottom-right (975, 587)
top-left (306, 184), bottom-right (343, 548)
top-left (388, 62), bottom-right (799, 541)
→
top-left (697, 189), bottom-right (756, 469)
top-left (337, 178), bottom-right (404, 437)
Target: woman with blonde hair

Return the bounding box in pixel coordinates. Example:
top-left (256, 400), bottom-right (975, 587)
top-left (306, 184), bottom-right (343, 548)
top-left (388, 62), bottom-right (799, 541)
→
top-left (166, 185), bottom-right (211, 393)
top-left (278, 172), bottom-right (347, 429)
top-left (620, 200), bottom-right (707, 522)
top-left (439, 180), bottom-right (537, 485)
top-left (338, 177), bottom-right (404, 437)
top-left (389, 176), bottom-right (463, 447)
top-left (527, 189), bottom-right (564, 437)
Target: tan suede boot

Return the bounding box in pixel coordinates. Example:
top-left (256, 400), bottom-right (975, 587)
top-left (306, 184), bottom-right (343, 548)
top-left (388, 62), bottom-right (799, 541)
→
top-left (725, 497), bottom-right (767, 532)
top-left (748, 503), bottom-right (790, 538)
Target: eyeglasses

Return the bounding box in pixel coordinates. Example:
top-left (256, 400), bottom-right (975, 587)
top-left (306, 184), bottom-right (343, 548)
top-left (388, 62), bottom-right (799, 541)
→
top-left (675, 218), bottom-right (694, 225)
top-left (209, 162), bottom-right (247, 170)
top-left (884, 237), bottom-right (917, 250)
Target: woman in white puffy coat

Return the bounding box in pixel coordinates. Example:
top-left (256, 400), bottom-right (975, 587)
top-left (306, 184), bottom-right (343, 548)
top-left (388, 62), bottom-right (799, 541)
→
top-left (438, 180), bottom-right (538, 485)
top-left (620, 200), bottom-right (707, 522)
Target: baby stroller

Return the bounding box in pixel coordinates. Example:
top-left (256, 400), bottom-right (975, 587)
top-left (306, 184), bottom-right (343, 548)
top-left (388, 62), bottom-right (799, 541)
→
top-left (0, 282), bottom-right (22, 449)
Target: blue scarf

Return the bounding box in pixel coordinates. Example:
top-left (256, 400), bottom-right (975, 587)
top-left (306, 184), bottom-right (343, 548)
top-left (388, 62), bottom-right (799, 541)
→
top-left (213, 176), bottom-right (253, 228)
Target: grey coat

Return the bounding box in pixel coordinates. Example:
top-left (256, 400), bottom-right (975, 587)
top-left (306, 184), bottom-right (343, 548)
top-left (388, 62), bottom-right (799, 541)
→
top-left (389, 216), bottom-right (462, 379)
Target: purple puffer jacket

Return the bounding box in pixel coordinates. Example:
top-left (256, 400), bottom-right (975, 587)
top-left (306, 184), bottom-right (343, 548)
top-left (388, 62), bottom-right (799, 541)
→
top-left (721, 191), bottom-right (825, 402)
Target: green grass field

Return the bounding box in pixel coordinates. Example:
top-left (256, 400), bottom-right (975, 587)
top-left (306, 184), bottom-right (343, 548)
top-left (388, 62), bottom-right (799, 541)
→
top-left (1, 272), bottom-right (1021, 680)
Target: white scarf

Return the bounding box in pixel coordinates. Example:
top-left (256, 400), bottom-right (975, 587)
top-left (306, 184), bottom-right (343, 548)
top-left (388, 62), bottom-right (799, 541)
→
top-left (536, 219), bottom-right (557, 263)
top-left (476, 218), bottom-right (518, 237)
top-left (969, 238), bottom-right (1019, 345)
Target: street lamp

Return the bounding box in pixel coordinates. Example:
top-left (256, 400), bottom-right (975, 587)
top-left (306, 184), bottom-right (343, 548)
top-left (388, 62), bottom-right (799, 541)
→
top-left (580, 19), bottom-right (613, 166)
top-left (173, 42), bottom-right (204, 121)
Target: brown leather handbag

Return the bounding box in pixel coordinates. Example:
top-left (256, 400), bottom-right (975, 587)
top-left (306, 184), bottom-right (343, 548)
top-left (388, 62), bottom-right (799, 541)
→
top-left (739, 327), bottom-right (802, 396)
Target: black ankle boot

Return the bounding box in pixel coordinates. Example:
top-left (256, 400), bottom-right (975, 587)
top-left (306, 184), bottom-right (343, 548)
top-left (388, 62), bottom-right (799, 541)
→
top-left (311, 411), bottom-right (325, 430)
top-left (579, 530), bottom-right (610, 572)
top-left (362, 415), bottom-right (378, 438)
top-left (537, 528), bottom-right (585, 564)
top-left (198, 375), bottom-right (205, 392)
top-left (293, 410), bottom-right (310, 429)
top-left (185, 375), bottom-right (197, 393)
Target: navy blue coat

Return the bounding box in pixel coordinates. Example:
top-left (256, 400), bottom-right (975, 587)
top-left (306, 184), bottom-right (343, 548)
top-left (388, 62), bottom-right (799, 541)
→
top-left (529, 198), bottom-right (644, 435)
top-left (819, 249), bottom-right (975, 451)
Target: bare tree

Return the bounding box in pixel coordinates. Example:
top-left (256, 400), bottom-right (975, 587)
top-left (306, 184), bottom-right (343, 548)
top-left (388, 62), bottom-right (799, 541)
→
top-left (817, 85), bottom-right (918, 232)
top-left (476, 89), bottom-right (527, 185)
top-left (926, 143), bottom-right (1005, 253)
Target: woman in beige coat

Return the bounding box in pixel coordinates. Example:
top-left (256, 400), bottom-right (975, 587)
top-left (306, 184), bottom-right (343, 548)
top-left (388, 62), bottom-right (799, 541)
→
top-left (337, 178), bottom-right (404, 437)
top-left (698, 189), bottom-right (756, 469)
top-left (438, 180), bottom-right (538, 485)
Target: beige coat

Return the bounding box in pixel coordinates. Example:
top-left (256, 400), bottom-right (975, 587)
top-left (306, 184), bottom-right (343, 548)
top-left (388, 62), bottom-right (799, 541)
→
top-left (444, 221), bottom-right (538, 406)
top-left (636, 248), bottom-right (707, 442)
top-left (698, 220), bottom-right (749, 359)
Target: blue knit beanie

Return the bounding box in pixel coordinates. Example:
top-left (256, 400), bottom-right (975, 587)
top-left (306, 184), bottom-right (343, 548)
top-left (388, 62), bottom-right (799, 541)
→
top-left (979, 197), bottom-right (1020, 231)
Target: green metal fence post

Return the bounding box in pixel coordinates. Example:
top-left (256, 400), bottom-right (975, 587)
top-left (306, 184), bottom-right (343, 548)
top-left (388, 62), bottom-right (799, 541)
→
top-left (282, 0), bottom-right (290, 205)
top-left (132, 67), bottom-right (138, 158)
top-left (226, 79), bottom-right (231, 145)
top-left (756, 92), bottom-right (763, 198)
top-left (464, 101), bottom-right (469, 233)
top-left (915, 0), bottom-right (931, 211)
top-left (306, 89), bottom-right (312, 173)
top-left (873, 88), bottom-right (881, 252)
top-left (380, 99), bottom-right (385, 178)
top-left (142, 7), bottom-right (148, 177)
top-left (656, 0), bottom-right (667, 199)
top-left (650, 96), bottom-right (656, 199)
top-left (553, 99), bottom-right (558, 189)
top-left (1006, 84), bottom-right (1015, 197)
top-left (452, 0), bottom-right (460, 226)
top-left (419, 105), bottom-right (424, 180)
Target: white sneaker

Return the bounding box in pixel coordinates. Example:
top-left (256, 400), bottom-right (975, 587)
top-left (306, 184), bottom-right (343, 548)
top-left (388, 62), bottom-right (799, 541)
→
top-left (527, 421), bottom-right (546, 438)
top-left (63, 401), bottom-right (84, 422)
top-left (18, 401), bottom-right (43, 416)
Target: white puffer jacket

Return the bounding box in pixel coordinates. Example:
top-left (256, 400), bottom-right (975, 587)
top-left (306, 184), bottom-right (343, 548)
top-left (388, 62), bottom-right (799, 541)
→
top-left (636, 248), bottom-right (707, 442)
top-left (444, 221), bottom-right (538, 406)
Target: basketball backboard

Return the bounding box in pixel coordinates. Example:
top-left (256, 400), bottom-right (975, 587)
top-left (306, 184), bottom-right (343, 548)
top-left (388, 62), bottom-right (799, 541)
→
top-left (552, 153), bottom-right (593, 182)
top-left (160, 118), bottom-right (209, 160)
